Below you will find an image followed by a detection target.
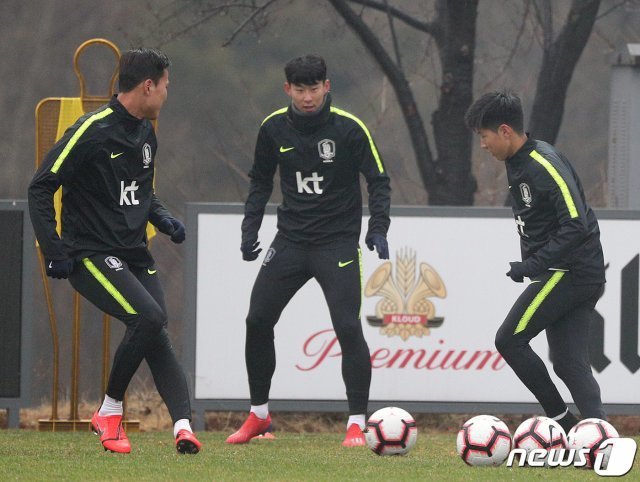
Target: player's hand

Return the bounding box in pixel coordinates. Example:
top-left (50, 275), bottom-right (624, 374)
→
top-left (157, 217), bottom-right (186, 243)
top-left (506, 261), bottom-right (526, 283)
top-left (241, 239), bottom-right (262, 261)
top-left (46, 258), bottom-right (74, 279)
top-left (366, 233), bottom-right (389, 260)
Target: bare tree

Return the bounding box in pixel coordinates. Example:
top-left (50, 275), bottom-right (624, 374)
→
top-left (146, 0), bottom-right (608, 206)
top-left (529, 0), bottom-right (601, 144)
top-left (328, 0), bottom-right (478, 205)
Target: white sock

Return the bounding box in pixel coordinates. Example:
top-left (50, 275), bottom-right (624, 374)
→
top-left (250, 403), bottom-right (269, 420)
top-left (98, 395), bottom-right (123, 417)
top-left (347, 414), bottom-right (366, 430)
top-left (173, 418), bottom-right (192, 438)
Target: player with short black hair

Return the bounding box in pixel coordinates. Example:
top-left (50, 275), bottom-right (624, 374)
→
top-left (465, 90), bottom-right (606, 433)
top-left (28, 47), bottom-right (201, 454)
top-left (226, 54), bottom-right (391, 447)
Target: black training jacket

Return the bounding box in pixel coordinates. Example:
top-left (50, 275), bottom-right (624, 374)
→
top-left (28, 96), bottom-right (172, 266)
top-left (506, 137), bottom-right (605, 284)
top-left (242, 94), bottom-right (391, 247)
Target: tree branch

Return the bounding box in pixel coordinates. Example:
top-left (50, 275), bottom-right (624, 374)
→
top-left (157, 5), bottom-right (229, 46)
top-left (328, 0), bottom-right (436, 189)
top-left (383, 0), bottom-right (403, 72)
top-left (346, 0), bottom-right (437, 33)
top-left (222, 0), bottom-right (279, 46)
top-left (483, 0), bottom-right (531, 90)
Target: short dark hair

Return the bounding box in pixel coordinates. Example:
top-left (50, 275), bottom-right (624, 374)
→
top-left (464, 90), bottom-right (524, 134)
top-left (284, 54), bottom-right (327, 85)
top-left (118, 48), bottom-right (171, 93)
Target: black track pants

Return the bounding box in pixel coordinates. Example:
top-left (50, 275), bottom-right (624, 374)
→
top-left (245, 237), bottom-right (371, 414)
top-left (69, 253), bottom-right (191, 422)
top-left (495, 270), bottom-right (605, 419)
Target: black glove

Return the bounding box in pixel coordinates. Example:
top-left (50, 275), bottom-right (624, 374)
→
top-left (46, 258), bottom-right (74, 279)
top-left (157, 217), bottom-right (186, 244)
top-left (366, 233), bottom-right (389, 260)
top-left (241, 239), bottom-right (262, 261)
top-left (506, 261), bottom-right (527, 283)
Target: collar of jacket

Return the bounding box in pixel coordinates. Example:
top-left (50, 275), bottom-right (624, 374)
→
top-left (286, 93), bottom-right (332, 133)
top-left (507, 134), bottom-right (536, 164)
top-left (109, 95), bottom-right (146, 129)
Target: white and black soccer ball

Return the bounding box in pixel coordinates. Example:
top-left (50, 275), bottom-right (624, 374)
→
top-left (567, 418), bottom-right (619, 469)
top-left (513, 416), bottom-right (567, 466)
top-left (456, 415), bottom-right (512, 466)
top-left (365, 406), bottom-right (418, 456)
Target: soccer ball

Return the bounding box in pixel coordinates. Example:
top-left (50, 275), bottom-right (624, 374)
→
top-left (456, 415), bottom-right (512, 466)
top-left (364, 406), bottom-right (418, 455)
top-left (567, 418), bottom-right (619, 469)
top-left (513, 416), bottom-right (567, 466)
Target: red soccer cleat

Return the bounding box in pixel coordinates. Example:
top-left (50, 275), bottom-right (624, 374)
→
top-left (342, 423), bottom-right (366, 447)
top-left (226, 413), bottom-right (272, 444)
top-left (91, 411), bottom-right (131, 453)
top-left (175, 429), bottom-right (202, 454)
top-left (251, 431), bottom-right (276, 440)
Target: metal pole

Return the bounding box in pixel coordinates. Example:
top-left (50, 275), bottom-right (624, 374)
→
top-left (37, 248), bottom-right (59, 421)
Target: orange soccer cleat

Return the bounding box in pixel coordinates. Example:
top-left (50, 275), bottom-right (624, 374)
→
top-left (175, 429), bottom-right (202, 454)
top-left (91, 411), bottom-right (131, 453)
top-left (342, 423), bottom-right (366, 447)
top-left (226, 413), bottom-right (272, 444)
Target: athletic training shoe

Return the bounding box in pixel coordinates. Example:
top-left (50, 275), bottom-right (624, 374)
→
top-left (251, 422), bottom-right (276, 440)
top-left (175, 430), bottom-right (202, 454)
top-left (342, 423), bottom-right (366, 447)
top-left (226, 413), bottom-right (272, 444)
top-left (91, 411), bottom-right (131, 453)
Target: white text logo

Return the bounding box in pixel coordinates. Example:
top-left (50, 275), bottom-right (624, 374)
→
top-left (505, 438), bottom-right (637, 476)
top-left (296, 171), bottom-right (323, 194)
top-left (120, 180), bottom-right (139, 206)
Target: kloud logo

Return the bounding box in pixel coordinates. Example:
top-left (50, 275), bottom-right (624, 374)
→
top-left (506, 438), bottom-right (637, 476)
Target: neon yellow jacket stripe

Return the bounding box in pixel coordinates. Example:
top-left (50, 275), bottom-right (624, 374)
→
top-left (51, 108), bottom-right (114, 174)
top-left (529, 150), bottom-right (578, 218)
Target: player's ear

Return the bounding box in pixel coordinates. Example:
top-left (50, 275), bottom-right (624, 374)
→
top-left (284, 82), bottom-right (292, 96)
top-left (499, 124), bottom-right (512, 137)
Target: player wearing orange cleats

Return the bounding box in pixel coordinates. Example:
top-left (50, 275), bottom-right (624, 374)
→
top-left (230, 54), bottom-right (390, 448)
top-left (29, 48), bottom-right (201, 455)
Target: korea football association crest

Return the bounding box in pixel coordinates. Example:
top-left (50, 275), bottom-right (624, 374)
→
top-left (519, 183), bottom-right (532, 207)
top-left (105, 256), bottom-right (123, 271)
top-left (142, 143), bottom-right (152, 169)
top-left (317, 139), bottom-right (335, 163)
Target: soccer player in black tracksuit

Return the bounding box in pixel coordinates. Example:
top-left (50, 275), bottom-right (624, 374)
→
top-left (465, 91), bottom-right (606, 434)
top-left (226, 55), bottom-right (391, 446)
top-left (28, 49), bottom-right (201, 454)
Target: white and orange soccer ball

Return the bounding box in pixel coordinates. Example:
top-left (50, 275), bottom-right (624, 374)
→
top-left (456, 415), bottom-right (512, 466)
top-left (567, 418), bottom-right (619, 469)
top-left (513, 416), bottom-right (567, 466)
top-left (364, 407), bottom-right (418, 456)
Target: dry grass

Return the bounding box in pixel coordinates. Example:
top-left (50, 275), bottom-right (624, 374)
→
top-left (2, 389), bottom-right (639, 435)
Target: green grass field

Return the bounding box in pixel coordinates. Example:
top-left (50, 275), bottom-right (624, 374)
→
top-left (0, 430), bottom-right (638, 481)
